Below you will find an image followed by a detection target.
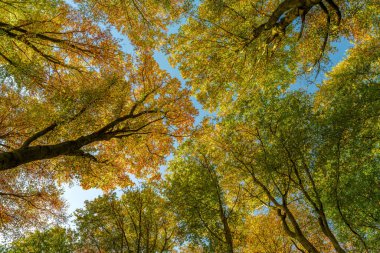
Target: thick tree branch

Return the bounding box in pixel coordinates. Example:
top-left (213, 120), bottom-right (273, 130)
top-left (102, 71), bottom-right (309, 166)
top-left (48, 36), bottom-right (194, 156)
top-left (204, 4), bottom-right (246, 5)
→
top-left (0, 21), bottom-right (96, 53)
top-left (0, 108), bottom-right (164, 171)
top-left (244, 0), bottom-right (341, 52)
top-left (245, 0), bottom-right (321, 46)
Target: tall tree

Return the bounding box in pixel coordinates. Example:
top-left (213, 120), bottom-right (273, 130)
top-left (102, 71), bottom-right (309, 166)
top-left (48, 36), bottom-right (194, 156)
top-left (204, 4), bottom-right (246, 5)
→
top-left (166, 1), bottom-right (379, 251)
top-left (313, 37), bottom-right (380, 251)
top-left (242, 208), bottom-right (334, 253)
top-left (0, 0), bottom-right (117, 83)
top-left (204, 37), bottom-right (380, 252)
top-left (0, 166), bottom-right (64, 238)
top-left (165, 134), bottom-right (247, 252)
top-left (0, 51), bottom-right (195, 233)
top-left (0, 0), bottom-right (196, 234)
top-left (75, 187), bottom-right (180, 252)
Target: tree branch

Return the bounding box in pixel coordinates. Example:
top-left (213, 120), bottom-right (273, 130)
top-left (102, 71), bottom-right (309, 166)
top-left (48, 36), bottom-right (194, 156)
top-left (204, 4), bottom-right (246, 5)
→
top-left (21, 123), bottom-right (57, 148)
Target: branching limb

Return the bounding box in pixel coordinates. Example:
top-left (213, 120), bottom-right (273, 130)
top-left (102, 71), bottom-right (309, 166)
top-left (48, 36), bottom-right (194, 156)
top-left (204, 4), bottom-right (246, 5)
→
top-left (313, 1), bottom-right (331, 73)
top-left (21, 123), bottom-right (57, 148)
top-left (325, 0), bottom-right (342, 25)
top-left (298, 8), bottom-right (309, 40)
top-left (277, 208), bottom-right (297, 238)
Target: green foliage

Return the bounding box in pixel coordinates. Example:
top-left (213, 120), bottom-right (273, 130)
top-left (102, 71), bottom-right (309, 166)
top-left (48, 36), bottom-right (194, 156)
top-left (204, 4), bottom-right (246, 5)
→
top-left (315, 37), bottom-right (380, 250)
top-left (75, 187), bottom-right (180, 252)
top-left (8, 227), bottom-right (76, 253)
top-left (165, 138), bottom-right (244, 252)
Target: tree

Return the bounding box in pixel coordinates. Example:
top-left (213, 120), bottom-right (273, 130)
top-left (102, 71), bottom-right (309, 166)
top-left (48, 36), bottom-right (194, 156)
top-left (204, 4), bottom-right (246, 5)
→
top-left (0, 0), bottom-right (196, 233)
top-left (165, 136), bottom-right (245, 252)
top-left (202, 37), bottom-right (380, 252)
top-left (0, 0), bottom-right (195, 173)
top-left (0, 52), bottom-right (195, 174)
top-left (7, 226), bottom-right (76, 253)
top-left (168, 0), bottom-right (378, 110)
top-left (166, 1), bottom-right (379, 251)
top-left (75, 187), bottom-right (180, 252)
top-left (314, 37), bottom-right (380, 251)
top-left (0, 50), bottom-right (195, 232)
top-left (5, 188), bottom-right (181, 252)
top-left (0, 0), bottom-right (117, 83)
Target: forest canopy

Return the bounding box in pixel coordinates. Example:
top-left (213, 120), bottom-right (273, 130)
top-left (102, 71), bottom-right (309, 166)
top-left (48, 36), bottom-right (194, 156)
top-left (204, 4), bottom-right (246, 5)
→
top-left (0, 0), bottom-right (379, 252)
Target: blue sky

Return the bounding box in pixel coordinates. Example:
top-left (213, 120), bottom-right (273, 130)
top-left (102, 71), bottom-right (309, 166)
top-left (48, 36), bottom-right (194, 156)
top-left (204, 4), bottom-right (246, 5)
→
top-left (63, 19), bottom-right (354, 218)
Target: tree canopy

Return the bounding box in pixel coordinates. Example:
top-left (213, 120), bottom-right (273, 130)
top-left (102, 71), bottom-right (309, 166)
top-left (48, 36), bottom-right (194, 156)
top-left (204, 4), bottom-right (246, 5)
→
top-left (0, 0), bottom-right (379, 252)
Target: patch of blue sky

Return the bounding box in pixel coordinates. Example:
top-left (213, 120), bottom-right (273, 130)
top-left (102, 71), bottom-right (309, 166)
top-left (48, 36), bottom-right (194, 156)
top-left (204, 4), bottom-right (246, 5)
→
top-left (62, 184), bottom-right (102, 218)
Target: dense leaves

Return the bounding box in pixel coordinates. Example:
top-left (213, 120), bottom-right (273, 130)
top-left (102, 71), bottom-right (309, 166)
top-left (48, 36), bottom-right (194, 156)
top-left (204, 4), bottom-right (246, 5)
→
top-left (75, 0), bottom-right (190, 49)
top-left (0, 0), bottom-right (379, 252)
top-left (75, 187), bottom-right (180, 252)
top-left (0, 0), bottom-right (196, 234)
top-left (7, 227), bottom-right (76, 253)
top-left (165, 136), bottom-right (245, 252)
top-left (169, 0), bottom-right (379, 110)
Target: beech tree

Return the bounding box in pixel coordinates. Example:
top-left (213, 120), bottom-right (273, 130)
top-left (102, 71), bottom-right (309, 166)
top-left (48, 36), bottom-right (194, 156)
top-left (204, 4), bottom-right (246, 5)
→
top-left (165, 1), bottom-right (379, 251)
top-left (0, 0), bottom-right (195, 233)
top-left (76, 0), bottom-right (190, 49)
top-left (74, 187), bottom-right (180, 252)
top-left (165, 137), bottom-right (246, 252)
top-left (242, 209), bottom-right (334, 253)
top-left (0, 49), bottom-right (195, 232)
top-left (0, 0), bottom-right (195, 173)
top-left (189, 38), bottom-right (379, 252)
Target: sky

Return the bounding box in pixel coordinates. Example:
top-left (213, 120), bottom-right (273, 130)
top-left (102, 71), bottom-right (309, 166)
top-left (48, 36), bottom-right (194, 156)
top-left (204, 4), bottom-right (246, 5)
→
top-left (62, 16), bottom-right (354, 219)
